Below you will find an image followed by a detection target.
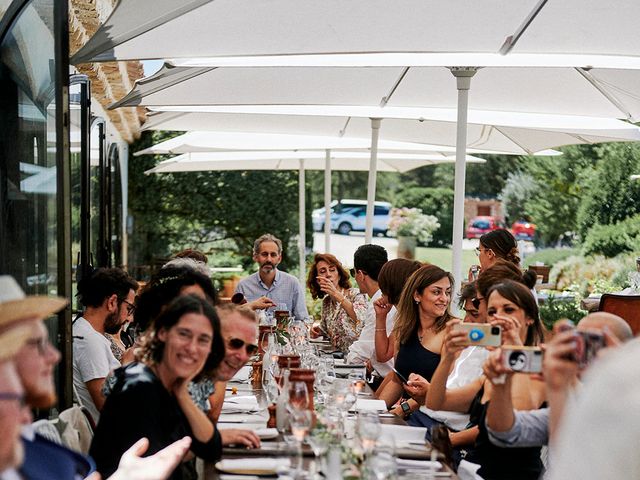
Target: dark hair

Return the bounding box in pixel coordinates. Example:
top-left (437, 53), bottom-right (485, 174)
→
top-left (134, 266), bottom-right (218, 333)
top-left (77, 268), bottom-right (138, 308)
top-left (477, 259), bottom-right (536, 299)
top-left (307, 253), bottom-right (351, 300)
top-left (141, 295), bottom-right (225, 379)
top-left (378, 259), bottom-right (423, 305)
top-left (394, 265), bottom-right (455, 344)
top-left (480, 229), bottom-right (520, 265)
top-left (353, 244), bottom-right (388, 281)
top-left (486, 280), bottom-right (543, 346)
top-left (458, 282), bottom-right (477, 310)
top-left (173, 249), bottom-right (208, 264)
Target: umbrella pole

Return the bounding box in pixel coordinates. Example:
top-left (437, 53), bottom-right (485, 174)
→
top-left (299, 158), bottom-right (306, 286)
top-left (324, 149), bottom-right (332, 253)
top-left (365, 118), bottom-right (382, 243)
top-left (450, 68), bottom-right (477, 300)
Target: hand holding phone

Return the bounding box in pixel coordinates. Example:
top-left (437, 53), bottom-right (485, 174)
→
top-left (392, 367), bottom-right (409, 385)
top-left (502, 346), bottom-right (543, 373)
top-left (453, 323), bottom-right (502, 347)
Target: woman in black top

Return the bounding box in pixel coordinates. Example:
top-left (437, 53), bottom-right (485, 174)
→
top-left (90, 295), bottom-right (225, 480)
top-left (427, 280), bottom-right (546, 480)
top-left (376, 264), bottom-right (457, 416)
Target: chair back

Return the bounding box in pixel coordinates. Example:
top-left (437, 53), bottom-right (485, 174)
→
top-left (599, 294), bottom-right (640, 336)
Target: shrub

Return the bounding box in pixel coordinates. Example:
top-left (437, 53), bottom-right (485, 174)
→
top-left (551, 253), bottom-right (636, 296)
top-left (582, 215), bottom-right (640, 258)
top-left (522, 248), bottom-right (579, 269)
top-left (387, 207), bottom-right (440, 245)
top-left (538, 296), bottom-right (587, 331)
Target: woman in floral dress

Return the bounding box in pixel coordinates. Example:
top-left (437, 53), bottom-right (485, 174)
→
top-left (308, 253), bottom-right (368, 352)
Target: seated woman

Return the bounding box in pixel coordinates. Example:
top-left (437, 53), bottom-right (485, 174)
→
top-left (469, 228), bottom-right (521, 281)
top-left (427, 280), bottom-right (546, 480)
top-left (376, 264), bottom-right (456, 417)
top-left (90, 295), bottom-right (225, 480)
top-left (307, 253), bottom-right (368, 353)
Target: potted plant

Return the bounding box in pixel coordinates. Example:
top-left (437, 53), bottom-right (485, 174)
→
top-left (388, 207), bottom-right (440, 259)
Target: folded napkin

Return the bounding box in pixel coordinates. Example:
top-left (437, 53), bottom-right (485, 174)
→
top-left (353, 399), bottom-right (387, 412)
top-left (222, 394), bottom-right (259, 411)
top-left (255, 427), bottom-right (279, 439)
top-left (380, 424), bottom-right (428, 444)
top-left (216, 457), bottom-right (291, 472)
top-left (230, 365), bottom-right (252, 383)
top-left (396, 458), bottom-right (441, 469)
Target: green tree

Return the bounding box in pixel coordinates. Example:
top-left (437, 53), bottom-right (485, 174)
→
top-left (575, 143), bottom-right (640, 238)
top-left (500, 171), bottom-right (536, 223)
top-left (128, 131), bottom-right (304, 274)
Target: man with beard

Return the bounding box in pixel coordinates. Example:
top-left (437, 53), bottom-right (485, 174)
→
top-left (235, 234), bottom-right (308, 320)
top-left (73, 268), bottom-right (138, 424)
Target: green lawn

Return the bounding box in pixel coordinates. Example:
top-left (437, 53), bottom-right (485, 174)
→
top-left (415, 247), bottom-right (477, 275)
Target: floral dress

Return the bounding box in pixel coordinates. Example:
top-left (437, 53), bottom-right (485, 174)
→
top-left (320, 287), bottom-right (369, 352)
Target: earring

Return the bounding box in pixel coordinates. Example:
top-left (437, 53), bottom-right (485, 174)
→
top-left (414, 299), bottom-right (420, 304)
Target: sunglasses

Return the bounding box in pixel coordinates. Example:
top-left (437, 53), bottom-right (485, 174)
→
top-left (471, 297), bottom-right (484, 309)
top-left (227, 337), bottom-right (259, 356)
top-left (122, 299), bottom-right (136, 315)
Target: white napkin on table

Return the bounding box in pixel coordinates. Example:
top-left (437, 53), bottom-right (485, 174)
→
top-left (216, 457), bottom-right (291, 471)
top-left (396, 458), bottom-right (442, 469)
top-left (229, 365), bottom-right (252, 383)
top-left (353, 399), bottom-right (387, 412)
top-left (380, 424), bottom-right (428, 444)
top-left (221, 395), bottom-right (259, 412)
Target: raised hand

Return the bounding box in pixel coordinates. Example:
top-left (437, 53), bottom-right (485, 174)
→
top-left (491, 314), bottom-right (522, 346)
top-left (403, 373), bottom-right (430, 404)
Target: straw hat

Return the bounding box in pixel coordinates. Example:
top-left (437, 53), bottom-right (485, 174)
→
top-left (0, 325), bottom-right (32, 362)
top-left (0, 275), bottom-right (68, 328)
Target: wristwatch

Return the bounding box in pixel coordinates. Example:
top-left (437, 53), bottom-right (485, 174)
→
top-left (400, 401), bottom-right (411, 415)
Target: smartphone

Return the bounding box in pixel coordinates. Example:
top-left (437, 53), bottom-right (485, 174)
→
top-left (453, 323), bottom-right (502, 347)
top-left (502, 346), bottom-right (543, 373)
top-left (575, 330), bottom-right (605, 368)
top-left (392, 367), bottom-right (409, 385)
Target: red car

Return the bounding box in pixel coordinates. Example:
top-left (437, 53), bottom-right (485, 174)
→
top-left (465, 216), bottom-right (504, 239)
top-left (511, 219), bottom-right (537, 240)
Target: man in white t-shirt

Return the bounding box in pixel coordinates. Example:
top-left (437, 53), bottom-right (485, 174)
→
top-left (73, 268), bottom-right (137, 424)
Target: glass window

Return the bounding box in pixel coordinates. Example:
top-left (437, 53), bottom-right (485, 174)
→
top-left (0, 0), bottom-right (57, 296)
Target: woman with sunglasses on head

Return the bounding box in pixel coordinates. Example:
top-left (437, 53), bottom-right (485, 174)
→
top-left (427, 280), bottom-right (546, 480)
top-left (307, 253), bottom-right (368, 353)
top-left (376, 264), bottom-right (456, 419)
top-left (469, 228), bottom-right (521, 282)
top-left (91, 295), bottom-right (225, 480)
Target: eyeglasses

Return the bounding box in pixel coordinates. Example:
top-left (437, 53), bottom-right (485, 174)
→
top-left (227, 337), bottom-right (259, 356)
top-left (474, 246), bottom-right (493, 257)
top-left (122, 299), bottom-right (136, 315)
top-left (26, 337), bottom-right (52, 356)
top-left (463, 308), bottom-right (480, 318)
top-left (0, 392), bottom-right (25, 407)
top-left (471, 297), bottom-right (484, 309)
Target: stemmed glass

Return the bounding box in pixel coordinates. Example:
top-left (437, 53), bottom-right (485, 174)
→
top-left (290, 410), bottom-right (313, 477)
top-left (262, 364), bottom-right (279, 405)
top-left (289, 380), bottom-right (310, 413)
top-left (348, 370), bottom-right (366, 395)
top-left (357, 411), bottom-right (381, 453)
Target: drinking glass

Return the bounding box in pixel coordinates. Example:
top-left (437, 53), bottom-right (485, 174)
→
top-left (357, 411), bottom-right (381, 453)
top-left (348, 370), bottom-right (366, 395)
top-left (289, 380), bottom-right (310, 413)
top-left (290, 410), bottom-right (313, 477)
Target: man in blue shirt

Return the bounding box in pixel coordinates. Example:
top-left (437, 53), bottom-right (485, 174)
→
top-left (235, 234), bottom-right (309, 320)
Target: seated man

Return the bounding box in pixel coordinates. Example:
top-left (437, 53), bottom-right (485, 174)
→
top-left (235, 234), bottom-right (308, 319)
top-left (484, 312), bottom-right (632, 449)
top-left (0, 275), bottom-right (192, 480)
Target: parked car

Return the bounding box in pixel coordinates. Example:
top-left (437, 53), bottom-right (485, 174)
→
top-left (465, 216), bottom-right (505, 239)
top-left (312, 199), bottom-right (392, 235)
top-left (511, 219), bottom-right (537, 241)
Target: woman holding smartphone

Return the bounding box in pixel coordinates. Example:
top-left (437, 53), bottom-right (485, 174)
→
top-left (427, 280), bottom-right (545, 480)
top-left (376, 264), bottom-right (456, 417)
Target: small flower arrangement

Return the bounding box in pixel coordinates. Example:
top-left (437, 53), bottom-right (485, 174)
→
top-left (387, 207), bottom-right (440, 245)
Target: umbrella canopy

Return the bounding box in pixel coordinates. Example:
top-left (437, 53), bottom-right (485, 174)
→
top-left (144, 150), bottom-right (485, 174)
top-left (71, 0), bottom-right (640, 66)
top-left (133, 131), bottom-right (524, 156)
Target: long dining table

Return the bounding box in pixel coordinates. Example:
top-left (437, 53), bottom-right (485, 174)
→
top-left (203, 346), bottom-right (459, 479)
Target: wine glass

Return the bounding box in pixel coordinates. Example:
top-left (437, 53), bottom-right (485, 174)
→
top-left (262, 365), bottom-right (278, 404)
top-left (357, 411), bottom-right (381, 453)
top-left (348, 370), bottom-right (366, 395)
top-left (289, 380), bottom-right (310, 413)
top-left (290, 410), bottom-right (313, 476)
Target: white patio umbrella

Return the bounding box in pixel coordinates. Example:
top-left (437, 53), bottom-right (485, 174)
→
top-left (137, 140), bottom-right (484, 283)
top-left (73, 0), bottom-right (640, 288)
top-left (70, 0), bottom-right (640, 67)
